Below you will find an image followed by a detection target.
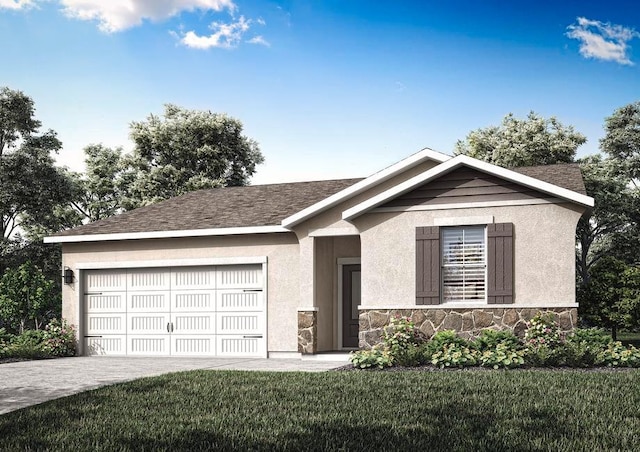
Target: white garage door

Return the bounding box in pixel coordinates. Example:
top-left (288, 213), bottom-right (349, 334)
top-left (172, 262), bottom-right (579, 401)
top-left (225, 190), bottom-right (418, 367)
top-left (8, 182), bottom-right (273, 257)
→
top-left (83, 265), bottom-right (265, 357)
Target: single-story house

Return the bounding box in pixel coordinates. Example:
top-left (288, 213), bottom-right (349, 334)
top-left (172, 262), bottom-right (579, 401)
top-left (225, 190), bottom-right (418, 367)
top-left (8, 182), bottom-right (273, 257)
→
top-left (45, 148), bottom-right (594, 358)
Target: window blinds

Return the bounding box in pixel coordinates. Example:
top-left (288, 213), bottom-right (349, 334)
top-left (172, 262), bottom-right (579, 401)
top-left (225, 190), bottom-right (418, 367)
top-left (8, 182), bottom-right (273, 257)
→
top-left (442, 226), bottom-right (486, 302)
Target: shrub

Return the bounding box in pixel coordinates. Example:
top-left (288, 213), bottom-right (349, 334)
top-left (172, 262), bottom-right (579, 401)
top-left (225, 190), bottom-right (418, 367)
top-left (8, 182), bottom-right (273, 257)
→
top-left (380, 316), bottom-right (427, 366)
top-left (523, 313), bottom-right (565, 366)
top-left (596, 342), bottom-right (640, 368)
top-left (564, 328), bottom-right (612, 367)
top-left (430, 343), bottom-right (478, 368)
top-left (350, 346), bottom-right (393, 369)
top-left (473, 329), bottom-right (521, 351)
top-left (40, 319), bottom-right (76, 357)
top-left (478, 343), bottom-right (525, 369)
top-left (423, 330), bottom-right (470, 360)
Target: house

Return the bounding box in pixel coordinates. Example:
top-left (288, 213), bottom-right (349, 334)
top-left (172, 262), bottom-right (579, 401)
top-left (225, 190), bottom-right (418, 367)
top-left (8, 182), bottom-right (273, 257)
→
top-left (44, 149), bottom-right (594, 358)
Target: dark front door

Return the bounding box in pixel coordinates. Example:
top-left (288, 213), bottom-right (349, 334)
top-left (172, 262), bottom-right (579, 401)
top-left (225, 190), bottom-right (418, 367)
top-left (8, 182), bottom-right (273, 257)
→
top-left (342, 264), bottom-right (361, 348)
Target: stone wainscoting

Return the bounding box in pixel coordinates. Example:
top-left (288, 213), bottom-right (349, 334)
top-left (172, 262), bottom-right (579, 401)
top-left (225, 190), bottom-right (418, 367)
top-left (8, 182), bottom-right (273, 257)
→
top-left (297, 311), bottom-right (318, 354)
top-left (359, 307), bottom-right (578, 350)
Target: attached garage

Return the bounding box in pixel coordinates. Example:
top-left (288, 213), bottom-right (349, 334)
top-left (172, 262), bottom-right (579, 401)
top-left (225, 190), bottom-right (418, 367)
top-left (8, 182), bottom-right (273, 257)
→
top-left (82, 264), bottom-right (266, 357)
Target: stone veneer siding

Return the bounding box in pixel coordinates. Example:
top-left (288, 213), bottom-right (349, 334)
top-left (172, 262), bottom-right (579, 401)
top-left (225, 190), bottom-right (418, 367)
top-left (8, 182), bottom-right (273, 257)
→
top-left (297, 311), bottom-right (318, 354)
top-left (359, 307), bottom-right (578, 350)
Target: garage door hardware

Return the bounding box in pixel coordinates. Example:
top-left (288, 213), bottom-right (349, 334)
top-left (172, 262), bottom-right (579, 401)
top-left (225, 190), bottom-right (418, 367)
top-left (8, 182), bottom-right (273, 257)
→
top-left (242, 289), bottom-right (262, 292)
top-left (166, 322), bottom-right (174, 333)
top-left (84, 335), bottom-right (103, 338)
top-left (243, 335), bottom-right (263, 339)
top-left (84, 292), bottom-right (103, 295)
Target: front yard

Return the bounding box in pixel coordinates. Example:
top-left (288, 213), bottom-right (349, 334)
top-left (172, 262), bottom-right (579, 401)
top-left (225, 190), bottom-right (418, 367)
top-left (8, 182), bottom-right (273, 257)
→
top-left (1, 369), bottom-right (639, 451)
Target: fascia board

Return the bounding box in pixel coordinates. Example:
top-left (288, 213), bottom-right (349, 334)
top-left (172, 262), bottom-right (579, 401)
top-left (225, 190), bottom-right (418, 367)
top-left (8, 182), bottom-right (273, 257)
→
top-left (281, 147), bottom-right (451, 228)
top-left (342, 155), bottom-right (594, 221)
top-left (43, 225), bottom-right (290, 243)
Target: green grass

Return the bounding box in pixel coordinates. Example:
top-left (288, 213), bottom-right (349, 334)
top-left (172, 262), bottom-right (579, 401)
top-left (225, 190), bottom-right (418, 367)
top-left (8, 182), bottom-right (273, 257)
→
top-left (1, 370), bottom-right (640, 451)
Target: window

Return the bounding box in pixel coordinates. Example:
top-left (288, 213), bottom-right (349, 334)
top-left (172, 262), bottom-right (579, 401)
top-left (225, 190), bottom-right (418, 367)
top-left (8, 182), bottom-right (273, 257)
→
top-left (441, 226), bottom-right (486, 302)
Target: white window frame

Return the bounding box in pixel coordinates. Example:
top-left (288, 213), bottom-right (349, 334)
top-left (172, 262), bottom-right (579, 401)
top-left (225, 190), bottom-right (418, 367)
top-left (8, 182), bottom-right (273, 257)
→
top-left (441, 225), bottom-right (487, 303)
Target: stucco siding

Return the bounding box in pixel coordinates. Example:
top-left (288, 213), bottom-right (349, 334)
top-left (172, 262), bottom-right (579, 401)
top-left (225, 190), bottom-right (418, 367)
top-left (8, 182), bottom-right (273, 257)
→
top-left (352, 203), bottom-right (584, 308)
top-left (61, 233), bottom-right (300, 353)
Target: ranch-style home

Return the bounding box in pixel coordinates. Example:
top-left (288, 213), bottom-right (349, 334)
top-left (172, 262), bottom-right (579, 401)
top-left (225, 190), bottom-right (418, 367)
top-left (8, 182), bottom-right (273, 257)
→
top-left (45, 148), bottom-right (594, 358)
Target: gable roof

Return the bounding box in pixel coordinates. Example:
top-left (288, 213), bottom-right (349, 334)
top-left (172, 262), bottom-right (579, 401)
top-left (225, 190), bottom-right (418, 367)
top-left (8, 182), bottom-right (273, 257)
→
top-left (45, 178), bottom-right (362, 243)
top-left (45, 152), bottom-right (593, 244)
top-left (280, 147), bottom-right (451, 228)
top-left (342, 156), bottom-right (593, 221)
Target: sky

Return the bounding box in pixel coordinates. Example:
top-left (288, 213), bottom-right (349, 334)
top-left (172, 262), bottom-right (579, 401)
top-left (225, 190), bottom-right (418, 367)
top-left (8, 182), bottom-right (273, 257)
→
top-left (1, 0), bottom-right (639, 185)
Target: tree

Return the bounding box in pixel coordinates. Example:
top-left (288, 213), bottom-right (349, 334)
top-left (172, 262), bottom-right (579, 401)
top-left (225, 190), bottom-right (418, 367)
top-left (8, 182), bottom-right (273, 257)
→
top-left (66, 144), bottom-right (125, 224)
top-left (0, 261), bottom-right (60, 334)
top-left (578, 256), bottom-right (640, 340)
top-left (0, 88), bottom-right (75, 242)
top-left (576, 155), bottom-right (637, 286)
top-left (454, 111), bottom-right (586, 167)
top-left (121, 104), bottom-right (264, 209)
top-left (600, 101), bottom-right (640, 182)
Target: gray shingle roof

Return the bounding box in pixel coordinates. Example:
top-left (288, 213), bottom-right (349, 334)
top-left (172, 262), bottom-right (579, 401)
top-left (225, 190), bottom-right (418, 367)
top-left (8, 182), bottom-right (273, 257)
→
top-left (52, 162), bottom-right (586, 237)
top-left (54, 178), bottom-right (363, 236)
top-left (511, 163), bottom-right (586, 195)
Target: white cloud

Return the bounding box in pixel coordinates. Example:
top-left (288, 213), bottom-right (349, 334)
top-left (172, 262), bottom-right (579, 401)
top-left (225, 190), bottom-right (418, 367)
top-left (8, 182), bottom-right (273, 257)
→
top-left (181, 15), bottom-right (250, 49)
top-left (0, 0), bottom-right (35, 10)
top-left (247, 35), bottom-right (269, 47)
top-left (60, 0), bottom-right (237, 32)
top-left (567, 17), bottom-right (639, 65)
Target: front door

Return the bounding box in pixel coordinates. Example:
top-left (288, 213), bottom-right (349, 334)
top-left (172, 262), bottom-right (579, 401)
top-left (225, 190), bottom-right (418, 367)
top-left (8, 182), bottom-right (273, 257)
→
top-left (342, 264), bottom-right (361, 348)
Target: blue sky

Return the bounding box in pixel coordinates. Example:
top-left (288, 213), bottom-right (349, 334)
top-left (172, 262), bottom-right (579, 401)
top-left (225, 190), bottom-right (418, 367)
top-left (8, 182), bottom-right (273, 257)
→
top-left (1, 0), bottom-right (639, 184)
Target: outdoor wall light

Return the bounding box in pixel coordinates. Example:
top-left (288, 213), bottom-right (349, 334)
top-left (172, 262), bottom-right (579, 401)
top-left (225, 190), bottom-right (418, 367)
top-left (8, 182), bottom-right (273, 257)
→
top-left (63, 267), bottom-right (74, 285)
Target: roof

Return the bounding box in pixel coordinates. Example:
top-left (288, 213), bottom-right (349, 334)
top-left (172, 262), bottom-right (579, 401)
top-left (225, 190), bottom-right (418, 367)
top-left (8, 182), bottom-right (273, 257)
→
top-left (45, 155), bottom-right (592, 244)
top-left (511, 163), bottom-right (586, 195)
top-left (49, 178), bottom-right (362, 239)
top-left (342, 157), bottom-right (593, 221)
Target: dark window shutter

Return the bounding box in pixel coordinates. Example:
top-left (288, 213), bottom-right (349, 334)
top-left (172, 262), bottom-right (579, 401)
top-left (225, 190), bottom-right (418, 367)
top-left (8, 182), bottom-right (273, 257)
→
top-left (487, 223), bottom-right (514, 304)
top-left (416, 226), bottom-right (440, 305)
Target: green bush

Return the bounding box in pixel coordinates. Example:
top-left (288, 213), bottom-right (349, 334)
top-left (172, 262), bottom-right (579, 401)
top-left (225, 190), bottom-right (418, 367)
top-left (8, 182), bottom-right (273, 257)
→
top-left (473, 329), bottom-right (521, 351)
top-left (478, 343), bottom-right (525, 369)
top-left (430, 343), bottom-right (478, 368)
top-left (564, 328), bottom-right (612, 367)
top-left (423, 330), bottom-right (470, 360)
top-left (350, 346), bottom-right (393, 369)
top-left (523, 313), bottom-right (566, 366)
top-left (40, 319), bottom-right (76, 357)
top-left (381, 316), bottom-right (426, 366)
top-left (596, 341), bottom-right (640, 367)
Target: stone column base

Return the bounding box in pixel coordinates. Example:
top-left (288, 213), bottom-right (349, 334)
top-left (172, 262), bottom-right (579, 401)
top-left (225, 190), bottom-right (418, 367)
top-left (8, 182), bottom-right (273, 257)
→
top-left (358, 307), bottom-right (578, 350)
top-left (297, 310), bottom-right (318, 354)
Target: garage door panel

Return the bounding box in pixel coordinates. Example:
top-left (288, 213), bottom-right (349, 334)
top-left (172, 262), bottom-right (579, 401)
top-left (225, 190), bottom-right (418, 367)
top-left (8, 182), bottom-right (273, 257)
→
top-left (128, 313), bottom-right (171, 335)
top-left (171, 291), bottom-right (216, 312)
top-left (86, 270), bottom-right (126, 292)
top-left (128, 291), bottom-right (170, 313)
top-left (217, 290), bottom-right (263, 311)
top-left (171, 335), bottom-right (215, 356)
top-left (217, 312), bottom-right (263, 335)
top-left (217, 335), bottom-right (263, 356)
top-left (217, 265), bottom-right (262, 289)
top-left (87, 335), bottom-right (126, 356)
top-left (86, 292), bottom-right (126, 313)
top-left (128, 268), bottom-right (170, 291)
top-left (128, 335), bottom-right (170, 355)
top-left (172, 267), bottom-right (216, 290)
top-left (172, 313), bottom-right (216, 334)
top-left (87, 313), bottom-right (126, 335)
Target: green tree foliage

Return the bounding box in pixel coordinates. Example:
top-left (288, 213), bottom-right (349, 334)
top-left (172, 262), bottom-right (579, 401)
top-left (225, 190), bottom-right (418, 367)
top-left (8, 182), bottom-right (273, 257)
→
top-left (576, 155), bottom-right (637, 285)
top-left (0, 87), bottom-right (74, 283)
top-left (578, 257), bottom-right (640, 340)
top-left (600, 101), bottom-right (640, 182)
top-left (0, 261), bottom-right (60, 334)
top-left (121, 104), bottom-right (264, 210)
top-left (454, 111), bottom-right (586, 167)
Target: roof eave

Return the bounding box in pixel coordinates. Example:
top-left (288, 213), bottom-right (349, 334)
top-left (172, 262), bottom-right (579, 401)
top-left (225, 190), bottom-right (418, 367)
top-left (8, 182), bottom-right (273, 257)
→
top-left (43, 225), bottom-right (291, 244)
top-left (342, 155), bottom-right (595, 221)
top-left (281, 147), bottom-right (451, 228)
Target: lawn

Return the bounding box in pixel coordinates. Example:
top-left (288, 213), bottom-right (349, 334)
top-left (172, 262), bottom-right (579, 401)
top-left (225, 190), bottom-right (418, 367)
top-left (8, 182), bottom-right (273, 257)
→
top-left (1, 369), bottom-right (639, 451)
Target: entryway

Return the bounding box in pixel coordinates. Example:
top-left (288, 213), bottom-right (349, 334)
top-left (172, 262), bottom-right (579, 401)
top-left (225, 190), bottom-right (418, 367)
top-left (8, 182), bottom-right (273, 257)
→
top-left (340, 260), bottom-right (361, 349)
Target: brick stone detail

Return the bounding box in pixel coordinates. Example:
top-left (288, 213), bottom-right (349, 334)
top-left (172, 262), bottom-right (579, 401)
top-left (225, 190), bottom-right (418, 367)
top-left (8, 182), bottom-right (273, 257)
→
top-left (298, 311), bottom-right (318, 354)
top-left (358, 307), bottom-right (578, 349)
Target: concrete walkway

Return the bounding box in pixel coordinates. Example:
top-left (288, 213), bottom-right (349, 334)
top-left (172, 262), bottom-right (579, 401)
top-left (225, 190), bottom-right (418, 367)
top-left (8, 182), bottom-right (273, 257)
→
top-left (0, 356), bottom-right (346, 415)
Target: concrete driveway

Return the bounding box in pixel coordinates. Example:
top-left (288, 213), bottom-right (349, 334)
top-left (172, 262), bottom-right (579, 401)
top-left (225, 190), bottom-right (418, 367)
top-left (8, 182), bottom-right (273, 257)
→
top-left (0, 356), bottom-right (346, 415)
